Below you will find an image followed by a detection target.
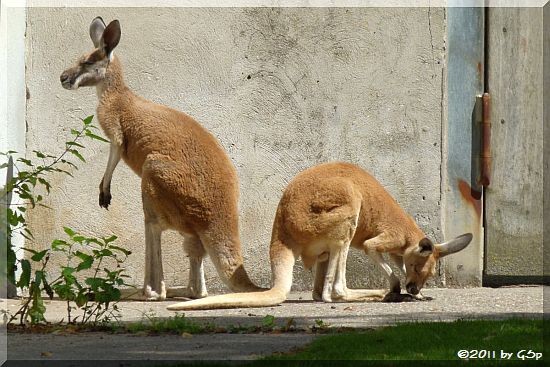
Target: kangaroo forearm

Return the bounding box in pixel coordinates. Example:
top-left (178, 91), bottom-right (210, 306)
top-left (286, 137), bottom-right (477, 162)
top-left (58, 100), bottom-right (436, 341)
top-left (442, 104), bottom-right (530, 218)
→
top-left (102, 142), bottom-right (121, 190)
top-left (99, 143), bottom-right (121, 209)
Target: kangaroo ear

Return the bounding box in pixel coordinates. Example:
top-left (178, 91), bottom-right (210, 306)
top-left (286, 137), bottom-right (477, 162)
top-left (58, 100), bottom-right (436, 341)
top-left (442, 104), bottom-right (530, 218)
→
top-left (100, 20), bottom-right (121, 56)
top-left (90, 16), bottom-right (106, 48)
top-left (436, 233), bottom-right (473, 258)
top-left (418, 238), bottom-right (434, 256)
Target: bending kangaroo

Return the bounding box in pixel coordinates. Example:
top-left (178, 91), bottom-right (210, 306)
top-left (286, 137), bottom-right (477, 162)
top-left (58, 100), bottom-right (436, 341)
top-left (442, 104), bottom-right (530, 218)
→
top-left (168, 162), bottom-right (472, 310)
top-left (60, 17), bottom-right (261, 300)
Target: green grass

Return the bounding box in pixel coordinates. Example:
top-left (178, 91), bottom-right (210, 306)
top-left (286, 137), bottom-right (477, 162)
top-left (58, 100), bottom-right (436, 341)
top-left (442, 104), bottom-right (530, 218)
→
top-left (265, 318), bottom-right (545, 363)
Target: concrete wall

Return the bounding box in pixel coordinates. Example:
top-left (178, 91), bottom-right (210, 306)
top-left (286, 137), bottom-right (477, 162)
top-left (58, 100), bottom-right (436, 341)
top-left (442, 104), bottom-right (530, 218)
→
top-left (25, 7), bottom-right (446, 292)
top-left (1, 3), bottom-right (27, 295)
top-left (1, 5), bottom-right (26, 157)
top-left (544, 3), bottom-right (549, 283)
top-left (443, 6), bottom-right (485, 287)
top-left (1, 2), bottom-right (27, 360)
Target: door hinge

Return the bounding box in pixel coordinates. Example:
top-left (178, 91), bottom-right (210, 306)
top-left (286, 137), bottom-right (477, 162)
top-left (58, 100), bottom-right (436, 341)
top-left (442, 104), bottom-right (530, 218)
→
top-left (480, 92), bottom-right (491, 187)
top-left (473, 93), bottom-right (492, 191)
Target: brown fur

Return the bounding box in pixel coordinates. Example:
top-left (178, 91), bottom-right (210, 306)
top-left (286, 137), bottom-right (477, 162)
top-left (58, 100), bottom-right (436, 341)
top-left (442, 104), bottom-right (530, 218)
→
top-left (167, 162), bottom-right (471, 310)
top-left (61, 18), bottom-right (261, 300)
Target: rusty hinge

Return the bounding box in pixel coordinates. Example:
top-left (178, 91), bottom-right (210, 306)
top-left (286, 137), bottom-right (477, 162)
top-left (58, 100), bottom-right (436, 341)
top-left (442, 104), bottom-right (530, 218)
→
top-left (472, 93), bottom-right (492, 191)
top-left (479, 93), bottom-right (491, 187)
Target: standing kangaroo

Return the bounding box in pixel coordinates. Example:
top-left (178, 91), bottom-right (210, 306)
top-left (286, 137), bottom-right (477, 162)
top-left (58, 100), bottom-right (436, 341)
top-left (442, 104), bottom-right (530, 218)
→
top-left (60, 17), bottom-right (262, 300)
top-left (168, 162), bottom-right (472, 310)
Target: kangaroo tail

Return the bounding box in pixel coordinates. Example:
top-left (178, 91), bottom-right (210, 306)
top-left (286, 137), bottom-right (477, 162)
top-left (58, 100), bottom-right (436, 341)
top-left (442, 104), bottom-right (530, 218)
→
top-left (167, 239), bottom-right (295, 311)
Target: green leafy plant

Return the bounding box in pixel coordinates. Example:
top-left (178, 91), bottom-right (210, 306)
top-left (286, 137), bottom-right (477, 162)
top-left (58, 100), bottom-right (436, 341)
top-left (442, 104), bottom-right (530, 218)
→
top-left (313, 318), bottom-right (329, 331)
top-left (262, 314), bottom-right (276, 330)
top-left (1, 115), bottom-right (131, 325)
top-left (48, 227), bottom-right (131, 324)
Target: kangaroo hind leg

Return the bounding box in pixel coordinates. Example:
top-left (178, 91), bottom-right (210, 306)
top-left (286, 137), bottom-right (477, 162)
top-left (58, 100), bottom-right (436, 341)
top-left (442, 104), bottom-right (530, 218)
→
top-left (166, 236), bottom-right (208, 299)
top-left (139, 192), bottom-right (166, 300)
top-left (312, 255), bottom-right (328, 301)
top-left (328, 241), bottom-right (350, 302)
top-left (128, 157), bottom-right (169, 301)
top-left (324, 241), bottom-right (386, 302)
top-left (321, 243), bottom-right (346, 302)
top-left (311, 248), bottom-right (386, 303)
top-left (119, 196), bottom-right (166, 301)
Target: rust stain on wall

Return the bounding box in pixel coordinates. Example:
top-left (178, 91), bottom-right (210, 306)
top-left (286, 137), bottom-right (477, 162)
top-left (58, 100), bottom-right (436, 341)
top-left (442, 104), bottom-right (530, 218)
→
top-left (458, 179), bottom-right (481, 217)
top-left (520, 37), bottom-right (528, 53)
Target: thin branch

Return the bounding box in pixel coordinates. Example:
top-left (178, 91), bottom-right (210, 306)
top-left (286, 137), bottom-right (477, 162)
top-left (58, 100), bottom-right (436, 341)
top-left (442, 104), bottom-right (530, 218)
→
top-left (1, 124), bottom-right (88, 201)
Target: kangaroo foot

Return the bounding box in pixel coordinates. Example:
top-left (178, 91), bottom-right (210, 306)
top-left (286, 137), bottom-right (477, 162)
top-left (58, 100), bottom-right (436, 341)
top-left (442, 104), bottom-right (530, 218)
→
top-left (119, 281), bottom-right (167, 301)
top-left (166, 286), bottom-right (207, 299)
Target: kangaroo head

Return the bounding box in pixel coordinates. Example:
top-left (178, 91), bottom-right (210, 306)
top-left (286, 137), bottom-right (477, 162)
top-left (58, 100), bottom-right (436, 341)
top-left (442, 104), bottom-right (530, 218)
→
top-left (402, 233), bottom-right (472, 295)
top-left (60, 17), bottom-right (121, 90)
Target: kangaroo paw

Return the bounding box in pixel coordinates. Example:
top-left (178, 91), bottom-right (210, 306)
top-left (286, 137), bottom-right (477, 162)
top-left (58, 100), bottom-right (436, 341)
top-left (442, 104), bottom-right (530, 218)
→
top-left (99, 187), bottom-right (112, 209)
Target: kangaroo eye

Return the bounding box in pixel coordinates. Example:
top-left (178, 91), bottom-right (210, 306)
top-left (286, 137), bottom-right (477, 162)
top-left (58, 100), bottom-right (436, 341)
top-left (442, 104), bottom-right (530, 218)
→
top-left (83, 60), bottom-right (95, 66)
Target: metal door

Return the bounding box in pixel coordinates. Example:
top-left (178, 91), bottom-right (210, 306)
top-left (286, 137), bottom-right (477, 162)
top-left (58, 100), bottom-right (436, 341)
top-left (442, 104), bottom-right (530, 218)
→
top-left (483, 6), bottom-right (546, 285)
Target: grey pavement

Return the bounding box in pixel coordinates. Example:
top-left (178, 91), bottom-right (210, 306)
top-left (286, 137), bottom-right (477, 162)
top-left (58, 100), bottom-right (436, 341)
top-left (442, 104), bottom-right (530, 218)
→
top-left (4, 286), bottom-right (546, 363)
top-left (7, 332), bottom-right (314, 362)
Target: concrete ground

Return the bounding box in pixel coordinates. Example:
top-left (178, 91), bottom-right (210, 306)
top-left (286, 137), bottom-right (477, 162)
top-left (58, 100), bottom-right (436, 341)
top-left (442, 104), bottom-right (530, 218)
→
top-left (4, 286), bottom-right (546, 364)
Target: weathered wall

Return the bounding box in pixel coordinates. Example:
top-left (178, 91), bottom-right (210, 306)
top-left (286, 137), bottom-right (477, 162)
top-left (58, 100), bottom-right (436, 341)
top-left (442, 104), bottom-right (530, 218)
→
top-left (544, 3), bottom-right (550, 283)
top-left (2, 4), bottom-right (27, 297)
top-left (485, 7), bottom-right (544, 279)
top-left (443, 6), bottom-right (485, 287)
top-left (25, 7), bottom-right (446, 292)
top-left (1, 6), bottom-right (26, 157)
